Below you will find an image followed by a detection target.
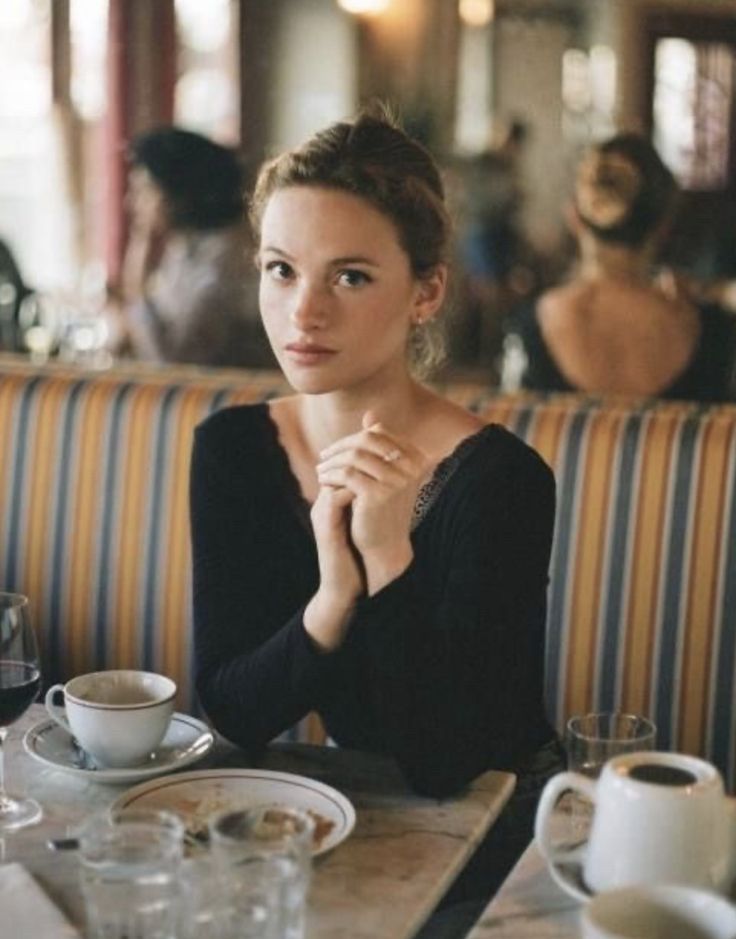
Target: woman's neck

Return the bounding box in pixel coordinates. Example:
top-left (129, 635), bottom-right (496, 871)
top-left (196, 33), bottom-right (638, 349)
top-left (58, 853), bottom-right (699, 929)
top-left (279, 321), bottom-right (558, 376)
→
top-left (577, 238), bottom-right (653, 287)
top-left (297, 374), bottom-right (427, 457)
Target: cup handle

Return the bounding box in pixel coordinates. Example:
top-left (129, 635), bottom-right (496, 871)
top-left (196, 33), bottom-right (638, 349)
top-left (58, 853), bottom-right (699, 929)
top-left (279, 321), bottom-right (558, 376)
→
top-left (44, 684), bottom-right (71, 734)
top-left (535, 771), bottom-right (596, 881)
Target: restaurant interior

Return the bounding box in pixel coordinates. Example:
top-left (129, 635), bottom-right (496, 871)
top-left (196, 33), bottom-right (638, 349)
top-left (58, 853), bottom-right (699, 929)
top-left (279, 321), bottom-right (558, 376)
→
top-left (2, 2), bottom-right (736, 938)
top-left (4, 0), bottom-right (736, 373)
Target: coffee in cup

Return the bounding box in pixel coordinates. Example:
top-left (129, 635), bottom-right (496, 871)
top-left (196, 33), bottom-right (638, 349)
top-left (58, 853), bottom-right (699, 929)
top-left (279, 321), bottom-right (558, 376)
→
top-left (45, 670), bottom-right (176, 767)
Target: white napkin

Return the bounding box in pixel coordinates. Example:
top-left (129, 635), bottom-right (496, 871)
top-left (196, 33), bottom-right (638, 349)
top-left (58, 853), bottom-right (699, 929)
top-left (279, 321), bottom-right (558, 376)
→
top-left (0, 862), bottom-right (81, 938)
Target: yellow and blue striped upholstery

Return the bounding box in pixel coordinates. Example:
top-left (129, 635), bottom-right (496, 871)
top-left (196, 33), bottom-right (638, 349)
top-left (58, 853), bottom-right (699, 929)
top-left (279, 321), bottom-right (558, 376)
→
top-left (0, 359), bottom-right (288, 714)
top-left (469, 391), bottom-right (736, 790)
top-left (2, 359), bottom-right (735, 786)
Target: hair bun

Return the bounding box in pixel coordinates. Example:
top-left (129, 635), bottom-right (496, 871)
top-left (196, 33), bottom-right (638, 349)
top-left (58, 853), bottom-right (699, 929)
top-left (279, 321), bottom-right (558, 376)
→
top-left (575, 150), bottom-right (643, 230)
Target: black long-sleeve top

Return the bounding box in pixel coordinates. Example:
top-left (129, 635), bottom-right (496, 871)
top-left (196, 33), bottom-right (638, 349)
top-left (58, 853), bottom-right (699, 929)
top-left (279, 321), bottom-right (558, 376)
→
top-left (191, 404), bottom-right (556, 798)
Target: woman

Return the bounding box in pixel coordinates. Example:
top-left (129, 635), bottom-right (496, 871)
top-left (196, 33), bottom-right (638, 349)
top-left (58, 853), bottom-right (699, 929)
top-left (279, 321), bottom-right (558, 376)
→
top-left (503, 133), bottom-right (736, 400)
top-left (112, 126), bottom-right (273, 368)
top-left (191, 112), bottom-right (562, 922)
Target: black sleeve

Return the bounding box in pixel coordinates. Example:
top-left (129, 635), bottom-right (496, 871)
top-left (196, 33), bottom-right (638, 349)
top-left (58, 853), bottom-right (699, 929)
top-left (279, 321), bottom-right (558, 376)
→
top-left (190, 410), bottom-right (343, 751)
top-left (346, 438), bottom-right (555, 798)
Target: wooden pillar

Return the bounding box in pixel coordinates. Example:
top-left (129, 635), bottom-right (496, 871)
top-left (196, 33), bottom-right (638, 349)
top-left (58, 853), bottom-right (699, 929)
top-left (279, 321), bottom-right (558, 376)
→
top-left (238, 0), bottom-right (279, 170)
top-left (51, 0), bottom-right (85, 269)
top-left (356, 0), bottom-right (460, 154)
top-left (104, 0), bottom-right (176, 286)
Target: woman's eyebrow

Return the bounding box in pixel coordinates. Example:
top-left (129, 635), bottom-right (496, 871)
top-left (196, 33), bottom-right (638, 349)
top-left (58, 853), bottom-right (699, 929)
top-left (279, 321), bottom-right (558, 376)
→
top-left (330, 255), bottom-right (380, 267)
top-left (260, 245), bottom-right (294, 259)
top-left (261, 247), bottom-right (381, 268)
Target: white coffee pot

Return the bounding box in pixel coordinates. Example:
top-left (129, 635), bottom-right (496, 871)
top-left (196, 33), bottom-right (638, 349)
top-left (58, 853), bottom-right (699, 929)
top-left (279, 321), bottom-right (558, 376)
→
top-left (535, 751), bottom-right (736, 901)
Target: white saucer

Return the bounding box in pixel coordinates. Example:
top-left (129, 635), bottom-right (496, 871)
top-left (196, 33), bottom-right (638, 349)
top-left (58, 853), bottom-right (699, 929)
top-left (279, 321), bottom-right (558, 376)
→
top-left (23, 713), bottom-right (215, 784)
top-left (545, 846), bottom-right (593, 903)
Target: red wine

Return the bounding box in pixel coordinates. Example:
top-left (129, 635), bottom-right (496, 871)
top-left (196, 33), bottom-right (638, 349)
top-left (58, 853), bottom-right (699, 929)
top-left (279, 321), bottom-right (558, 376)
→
top-left (0, 662), bottom-right (41, 726)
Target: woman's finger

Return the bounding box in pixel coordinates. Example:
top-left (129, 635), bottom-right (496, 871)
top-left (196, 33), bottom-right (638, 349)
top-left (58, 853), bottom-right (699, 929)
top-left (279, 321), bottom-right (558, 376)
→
top-left (319, 426), bottom-right (419, 466)
top-left (316, 448), bottom-right (410, 483)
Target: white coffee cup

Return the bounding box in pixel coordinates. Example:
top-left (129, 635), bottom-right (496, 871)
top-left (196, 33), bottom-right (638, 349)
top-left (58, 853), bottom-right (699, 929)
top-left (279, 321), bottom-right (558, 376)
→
top-left (581, 884), bottom-right (736, 939)
top-left (45, 670), bottom-right (176, 768)
top-left (536, 751), bottom-right (736, 899)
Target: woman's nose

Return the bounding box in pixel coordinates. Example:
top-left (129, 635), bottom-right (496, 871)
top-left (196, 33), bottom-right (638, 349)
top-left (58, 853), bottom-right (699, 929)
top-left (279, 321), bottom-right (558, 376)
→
top-left (290, 284), bottom-right (327, 331)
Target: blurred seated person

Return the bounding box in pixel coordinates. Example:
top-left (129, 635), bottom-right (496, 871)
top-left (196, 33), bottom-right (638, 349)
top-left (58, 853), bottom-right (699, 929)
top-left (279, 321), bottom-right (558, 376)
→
top-left (502, 133), bottom-right (736, 401)
top-left (456, 119), bottom-right (536, 367)
top-left (109, 126), bottom-right (275, 368)
top-left (0, 237), bottom-right (33, 352)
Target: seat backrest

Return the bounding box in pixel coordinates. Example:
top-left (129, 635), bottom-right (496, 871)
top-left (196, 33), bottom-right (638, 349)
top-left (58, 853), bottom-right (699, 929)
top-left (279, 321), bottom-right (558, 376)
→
top-left (471, 391), bottom-right (736, 790)
top-left (3, 360), bottom-right (735, 786)
top-left (0, 360), bottom-right (289, 714)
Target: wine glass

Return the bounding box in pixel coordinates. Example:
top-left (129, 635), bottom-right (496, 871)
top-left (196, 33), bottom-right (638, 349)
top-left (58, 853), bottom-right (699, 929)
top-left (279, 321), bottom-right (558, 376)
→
top-left (0, 592), bottom-right (42, 830)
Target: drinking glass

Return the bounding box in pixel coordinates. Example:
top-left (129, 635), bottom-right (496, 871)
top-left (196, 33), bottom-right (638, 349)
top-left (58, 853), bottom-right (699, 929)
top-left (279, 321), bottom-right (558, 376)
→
top-left (178, 855), bottom-right (228, 939)
top-left (566, 712), bottom-right (657, 777)
top-left (0, 592), bottom-right (42, 830)
top-left (565, 711), bottom-right (656, 841)
top-left (78, 808), bottom-right (184, 939)
top-left (210, 804), bottom-right (315, 939)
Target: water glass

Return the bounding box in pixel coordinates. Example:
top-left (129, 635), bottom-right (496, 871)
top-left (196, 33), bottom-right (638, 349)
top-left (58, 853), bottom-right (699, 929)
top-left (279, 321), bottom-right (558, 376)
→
top-left (78, 808), bottom-right (184, 939)
top-left (178, 855), bottom-right (228, 939)
top-left (564, 711), bottom-right (656, 840)
top-left (566, 712), bottom-right (657, 777)
top-left (210, 804), bottom-right (315, 939)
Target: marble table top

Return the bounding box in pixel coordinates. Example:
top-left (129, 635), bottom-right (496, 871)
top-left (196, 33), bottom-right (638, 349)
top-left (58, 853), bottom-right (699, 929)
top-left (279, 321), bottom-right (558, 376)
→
top-left (467, 840), bottom-right (583, 938)
top-left (3, 705), bottom-right (516, 939)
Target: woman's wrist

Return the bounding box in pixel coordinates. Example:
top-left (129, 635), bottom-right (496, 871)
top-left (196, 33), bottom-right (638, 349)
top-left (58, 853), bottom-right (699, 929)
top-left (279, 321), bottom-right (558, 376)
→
top-left (303, 588), bottom-right (358, 653)
top-left (361, 542), bottom-right (413, 596)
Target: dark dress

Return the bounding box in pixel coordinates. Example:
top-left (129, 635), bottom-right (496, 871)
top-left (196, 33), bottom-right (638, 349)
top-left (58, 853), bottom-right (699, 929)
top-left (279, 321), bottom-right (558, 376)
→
top-left (505, 298), bottom-right (736, 401)
top-left (191, 403), bottom-right (558, 800)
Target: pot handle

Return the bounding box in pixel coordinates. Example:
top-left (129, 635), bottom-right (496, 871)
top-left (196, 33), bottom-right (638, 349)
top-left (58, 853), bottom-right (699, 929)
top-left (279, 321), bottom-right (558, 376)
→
top-left (534, 770), bottom-right (597, 895)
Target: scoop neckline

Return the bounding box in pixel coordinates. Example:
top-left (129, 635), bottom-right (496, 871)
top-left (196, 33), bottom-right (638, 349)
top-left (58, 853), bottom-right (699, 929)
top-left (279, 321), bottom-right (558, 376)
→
top-left (259, 402), bottom-right (497, 529)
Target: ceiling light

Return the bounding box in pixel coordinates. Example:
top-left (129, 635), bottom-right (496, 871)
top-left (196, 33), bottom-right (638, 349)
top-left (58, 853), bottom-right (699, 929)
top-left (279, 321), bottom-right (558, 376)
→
top-left (459, 0), bottom-right (494, 28)
top-left (337, 0), bottom-right (390, 15)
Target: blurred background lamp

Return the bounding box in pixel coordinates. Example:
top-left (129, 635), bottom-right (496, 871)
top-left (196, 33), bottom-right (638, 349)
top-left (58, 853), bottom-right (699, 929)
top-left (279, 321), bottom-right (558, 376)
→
top-left (337, 0), bottom-right (390, 14)
top-left (459, 0), bottom-right (494, 28)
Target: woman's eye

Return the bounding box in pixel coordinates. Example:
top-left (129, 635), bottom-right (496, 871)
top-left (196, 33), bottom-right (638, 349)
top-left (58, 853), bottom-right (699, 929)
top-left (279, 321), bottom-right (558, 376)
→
top-left (337, 269), bottom-right (371, 288)
top-left (264, 260), bottom-right (293, 281)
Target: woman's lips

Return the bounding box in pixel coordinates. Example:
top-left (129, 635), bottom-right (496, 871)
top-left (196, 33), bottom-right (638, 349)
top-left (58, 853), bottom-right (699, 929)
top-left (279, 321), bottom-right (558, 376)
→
top-left (284, 342), bottom-right (337, 364)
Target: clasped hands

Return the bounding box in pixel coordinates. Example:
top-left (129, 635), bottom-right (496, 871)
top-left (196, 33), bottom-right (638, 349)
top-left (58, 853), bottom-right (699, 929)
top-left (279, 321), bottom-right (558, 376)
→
top-left (311, 411), bottom-right (428, 605)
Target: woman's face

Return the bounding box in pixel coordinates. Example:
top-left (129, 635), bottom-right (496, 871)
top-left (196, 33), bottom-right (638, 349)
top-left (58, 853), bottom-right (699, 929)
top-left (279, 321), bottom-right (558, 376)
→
top-left (257, 186), bottom-right (445, 395)
top-left (126, 167), bottom-right (169, 234)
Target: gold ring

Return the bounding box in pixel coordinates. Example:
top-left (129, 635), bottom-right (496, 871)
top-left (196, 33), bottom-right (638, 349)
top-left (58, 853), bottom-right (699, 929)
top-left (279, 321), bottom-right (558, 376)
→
top-left (383, 448), bottom-right (402, 463)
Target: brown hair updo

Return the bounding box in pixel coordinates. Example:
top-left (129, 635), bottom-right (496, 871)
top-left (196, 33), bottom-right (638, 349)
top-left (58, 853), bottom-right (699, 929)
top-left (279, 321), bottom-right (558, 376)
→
top-left (250, 108), bottom-right (451, 374)
top-left (575, 133), bottom-right (676, 248)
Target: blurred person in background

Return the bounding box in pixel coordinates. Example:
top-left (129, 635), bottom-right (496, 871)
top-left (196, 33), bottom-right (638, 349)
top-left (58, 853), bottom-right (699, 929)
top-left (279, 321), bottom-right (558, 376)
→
top-left (108, 126), bottom-right (275, 369)
top-left (501, 133), bottom-right (736, 401)
top-left (454, 118), bottom-right (540, 369)
top-left (0, 237), bottom-right (33, 352)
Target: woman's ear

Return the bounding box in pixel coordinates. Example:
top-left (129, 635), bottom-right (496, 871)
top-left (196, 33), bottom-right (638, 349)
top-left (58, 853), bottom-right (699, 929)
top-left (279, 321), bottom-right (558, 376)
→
top-left (564, 202), bottom-right (583, 237)
top-left (411, 264), bottom-right (448, 324)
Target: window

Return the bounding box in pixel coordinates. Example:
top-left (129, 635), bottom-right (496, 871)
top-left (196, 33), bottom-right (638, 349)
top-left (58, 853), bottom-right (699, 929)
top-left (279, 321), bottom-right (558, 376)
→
top-left (174, 0), bottom-right (240, 144)
top-left (653, 37), bottom-right (733, 191)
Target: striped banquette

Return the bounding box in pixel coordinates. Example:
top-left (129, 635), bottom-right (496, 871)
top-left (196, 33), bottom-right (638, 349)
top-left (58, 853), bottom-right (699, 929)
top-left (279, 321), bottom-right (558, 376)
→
top-left (1, 357), bottom-right (735, 787)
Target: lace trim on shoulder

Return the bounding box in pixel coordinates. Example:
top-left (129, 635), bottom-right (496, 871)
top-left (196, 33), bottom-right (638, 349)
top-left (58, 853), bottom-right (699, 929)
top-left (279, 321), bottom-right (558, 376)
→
top-left (411, 426), bottom-right (493, 530)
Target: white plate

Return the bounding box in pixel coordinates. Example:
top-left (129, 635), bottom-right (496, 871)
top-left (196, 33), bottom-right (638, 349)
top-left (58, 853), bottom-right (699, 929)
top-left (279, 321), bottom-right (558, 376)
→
top-left (23, 713), bottom-right (215, 784)
top-left (111, 768), bottom-right (356, 856)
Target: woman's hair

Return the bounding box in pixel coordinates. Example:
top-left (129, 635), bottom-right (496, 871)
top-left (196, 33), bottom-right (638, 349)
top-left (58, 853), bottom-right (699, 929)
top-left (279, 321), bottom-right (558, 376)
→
top-left (574, 133), bottom-right (676, 248)
top-left (250, 108), bottom-right (452, 375)
top-left (130, 127), bottom-right (244, 230)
